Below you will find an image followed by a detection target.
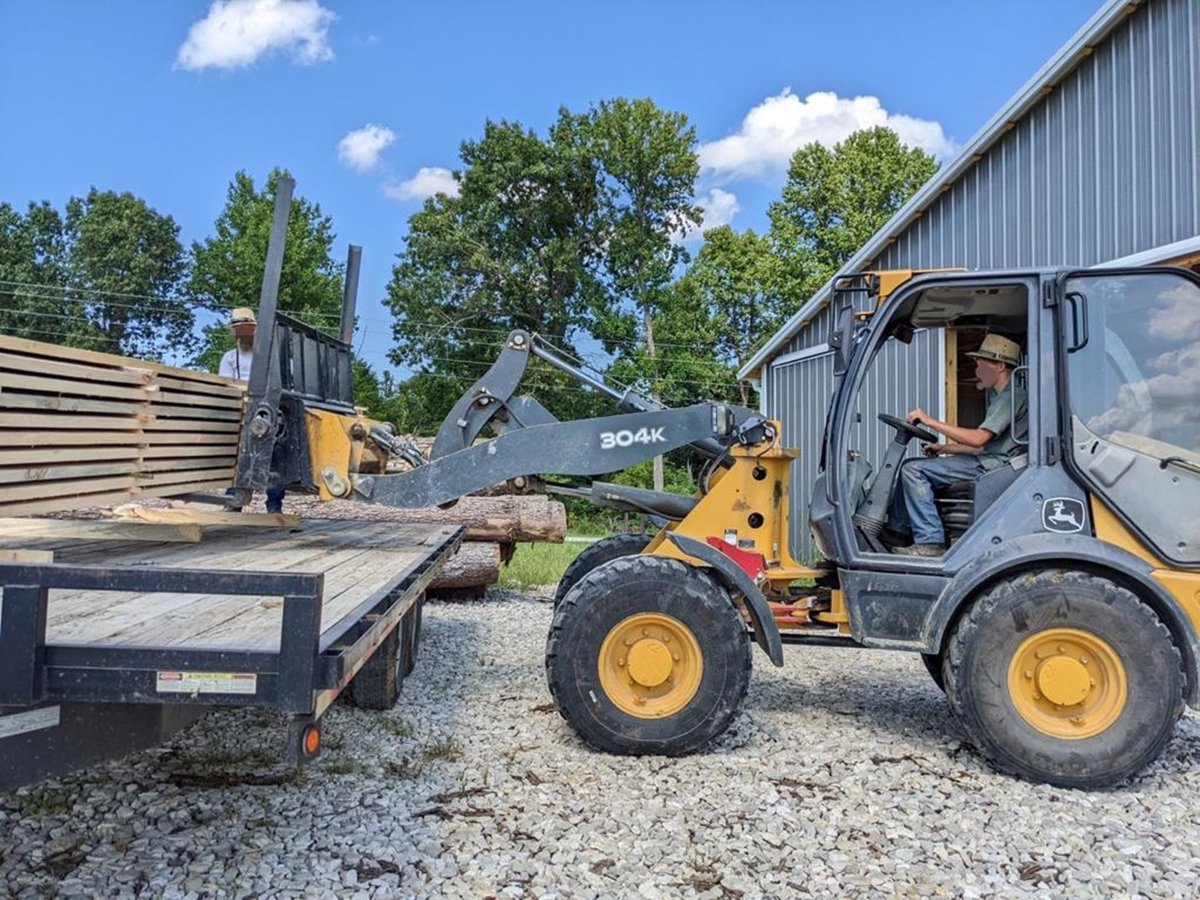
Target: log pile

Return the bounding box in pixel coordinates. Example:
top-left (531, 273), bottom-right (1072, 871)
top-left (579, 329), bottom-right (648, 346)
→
top-left (284, 493), bottom-right (567, 596)
top-left (0, 335), bottom-right (244, 517)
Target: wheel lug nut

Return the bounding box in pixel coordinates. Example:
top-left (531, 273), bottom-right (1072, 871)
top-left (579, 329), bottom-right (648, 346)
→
top-left (1024, 669), bottom-right (1033, 679)
top-left (618, 658), bottom-right (625, 667)
top-left (1033, 692), bottom-right (1041, 700)
top-left (642, 629), bottom-right (649, 637)
top-left (1080, 657), bottom-right (1089, 665)
top-left (673, 654), bottom-right (681, 662)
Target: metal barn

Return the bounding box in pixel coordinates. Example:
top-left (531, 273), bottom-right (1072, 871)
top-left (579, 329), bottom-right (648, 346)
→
top-left (740, 0), bottom-right (1200, 561)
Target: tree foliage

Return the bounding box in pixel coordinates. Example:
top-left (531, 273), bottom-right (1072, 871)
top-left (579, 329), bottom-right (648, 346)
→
top-left (64, 189), bottom-right (190, 358)
top-left (0, 192), bottom-right (189, 359)
top-left (767, 126), bottom-right (938, 306)
top-left (188, 168), bottom-right (345, 372)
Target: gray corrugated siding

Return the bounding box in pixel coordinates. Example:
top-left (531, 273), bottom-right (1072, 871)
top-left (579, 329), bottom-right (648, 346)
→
top-left (773, 330), bottom-right (940, 561)
top-left (873, 0), bottom-right (1198, 271)
top-left (764, 0), bottom-right (1197, 558)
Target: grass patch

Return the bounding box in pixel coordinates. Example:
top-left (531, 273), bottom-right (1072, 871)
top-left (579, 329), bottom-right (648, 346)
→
top-left (421, 738), bottom-right (463, 763)
top-left (499, 541), bottom-right (586, 590)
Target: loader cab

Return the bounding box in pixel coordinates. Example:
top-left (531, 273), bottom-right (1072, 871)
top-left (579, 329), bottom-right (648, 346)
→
top-left (810, 270), bottom-right (1045, 571)
top-left (810, 265), bottom-right (1200, 575)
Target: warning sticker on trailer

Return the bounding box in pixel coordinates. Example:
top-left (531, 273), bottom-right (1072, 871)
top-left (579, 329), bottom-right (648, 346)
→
top-left (155, 672), bottom-right (258, 695)
top-left (0, 705), bottom-right (61, 740)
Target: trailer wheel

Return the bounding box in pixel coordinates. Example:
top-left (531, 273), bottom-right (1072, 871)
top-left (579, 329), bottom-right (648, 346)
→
top-left (944, 569), bottom-right (1185, 789)
top-left (401, 601), bottom-right (423, 677)
top-left (921, 653), bottom-right (945, 692)
top-left (553, 533), bottom-right (650, 607)
top-left (351, 625), bottom-right (402, 710)
top-left (546, 555), bottom-right (751, 756)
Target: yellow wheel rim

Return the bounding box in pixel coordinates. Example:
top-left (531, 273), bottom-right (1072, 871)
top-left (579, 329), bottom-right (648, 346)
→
top-left (598, 613), bottom-right (703, 718)
top-left (1007, 627), bottom-right (1127, 739)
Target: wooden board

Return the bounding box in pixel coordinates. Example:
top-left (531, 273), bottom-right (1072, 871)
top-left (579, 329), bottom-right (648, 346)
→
top-left (6, 519), bottom-right (460, 652)
top-left (0, 334), bottom-right (246, 513)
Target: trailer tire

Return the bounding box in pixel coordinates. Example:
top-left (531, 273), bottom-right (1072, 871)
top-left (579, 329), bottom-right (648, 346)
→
top-left (401, 601), bottom-right (423, 677)
top-left (944, 569), bottom-right (1185, 789)
top-left (553, 533), bottom-right (650, 607)
top-left (546, 555), bottom-right (751, 756)
top-left (351, 625), bottom-right (402, 710)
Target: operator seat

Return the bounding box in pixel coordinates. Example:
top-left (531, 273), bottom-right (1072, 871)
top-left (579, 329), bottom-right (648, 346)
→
top-left (934, 454), bottom-right (1027, 543)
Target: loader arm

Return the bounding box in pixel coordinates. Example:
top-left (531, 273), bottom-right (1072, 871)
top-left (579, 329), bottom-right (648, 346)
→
top-left (354, 403), bottom-right (739, 509)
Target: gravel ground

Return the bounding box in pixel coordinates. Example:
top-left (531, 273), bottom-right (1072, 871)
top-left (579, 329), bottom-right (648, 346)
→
top-left (3, 589), bottom-right (1200, 899)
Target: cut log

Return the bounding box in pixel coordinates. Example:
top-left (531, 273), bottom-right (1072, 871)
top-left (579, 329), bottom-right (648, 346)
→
top-left (429, 542), bottom-right (501, 590)
top-left (284, 494), bottom-right (566, 543)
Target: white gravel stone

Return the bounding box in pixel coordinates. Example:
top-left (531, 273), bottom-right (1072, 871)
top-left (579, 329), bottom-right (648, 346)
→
top-left (2, 588), bottom-right (1200, 897)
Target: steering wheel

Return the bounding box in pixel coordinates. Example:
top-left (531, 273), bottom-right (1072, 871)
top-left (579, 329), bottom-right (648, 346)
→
top-left (878, 413), bottom-right (939, 445)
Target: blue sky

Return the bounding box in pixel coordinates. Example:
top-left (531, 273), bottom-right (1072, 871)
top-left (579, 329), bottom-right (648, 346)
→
top-left (1, 0), bottom-right (1103, 376)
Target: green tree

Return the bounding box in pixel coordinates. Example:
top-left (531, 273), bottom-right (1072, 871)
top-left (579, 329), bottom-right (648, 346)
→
top-left (684, 225), bottom-right (783, 404)
top-left (0, 201), bottom-right (86, 345)
top-left (0, 194), bottom-right (189, 358)
top-left (767, 127), bottom-right (938, 306)
top-left (188, 168), bottom-right (345, 372)
top-left (572, 98), bottom-right (703, 358)
top-left (385, 118), bottom-right (608, 422)
top-left (63, 189), bottom-right (190, 359)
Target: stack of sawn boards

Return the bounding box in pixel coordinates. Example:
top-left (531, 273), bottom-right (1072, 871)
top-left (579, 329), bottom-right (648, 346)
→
top-left (0, 334), bottom-right (244, 517)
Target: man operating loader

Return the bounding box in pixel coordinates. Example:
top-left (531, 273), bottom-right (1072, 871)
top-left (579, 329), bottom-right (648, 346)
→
top-left (887, 333), bottom-right (1028, 556)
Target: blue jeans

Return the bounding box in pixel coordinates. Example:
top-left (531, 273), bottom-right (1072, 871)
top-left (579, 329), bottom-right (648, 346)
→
top-left (888, 455), bottom-right (986, 545)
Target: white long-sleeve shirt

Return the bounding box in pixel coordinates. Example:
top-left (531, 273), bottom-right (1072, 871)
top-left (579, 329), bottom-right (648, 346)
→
top-left (219, 346), bottom-right (254, 381)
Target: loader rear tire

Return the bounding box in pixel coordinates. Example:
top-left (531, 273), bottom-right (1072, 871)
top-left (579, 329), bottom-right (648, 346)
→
top-left (921, 653), bottom-right (945, 692)
top-left (351, 625), bottom-right (403, 710)
top-left (944, 569), bottom-right (1184, 789)
top-left (553, 533), bottom-right (650, 607)
top-left (546, 555), bottom-right (751, 756)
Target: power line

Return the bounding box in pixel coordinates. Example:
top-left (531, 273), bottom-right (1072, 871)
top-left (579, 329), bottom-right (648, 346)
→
top-left (1, 278), bottom-right (753, 354)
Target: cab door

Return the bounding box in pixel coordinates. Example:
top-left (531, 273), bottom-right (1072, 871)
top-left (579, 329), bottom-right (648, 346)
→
top-left (1059, 268), bottom-right (1200, 566)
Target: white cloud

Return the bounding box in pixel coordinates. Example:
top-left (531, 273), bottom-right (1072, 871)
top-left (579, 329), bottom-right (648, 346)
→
top-left (678, 188), bottom-right (741, 243)
top-left (698, 89), bottom-right (956, 180)
top-left (698, 188), bottom-right (740, 231)
top-left (337, 124), bottom-right (395, 172)
top-left (176, 0), bottom-right (336, 71)
top-left (384, 167), bottom-right (460, 202)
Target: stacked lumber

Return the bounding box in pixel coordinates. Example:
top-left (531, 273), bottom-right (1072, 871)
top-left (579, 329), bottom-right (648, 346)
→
top-left (0, 335), bottom-right (245, 517)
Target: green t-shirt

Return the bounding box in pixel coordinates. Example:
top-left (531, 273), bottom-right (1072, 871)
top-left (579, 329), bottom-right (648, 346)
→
top-left (978, 381), bottom-right (1028, 469)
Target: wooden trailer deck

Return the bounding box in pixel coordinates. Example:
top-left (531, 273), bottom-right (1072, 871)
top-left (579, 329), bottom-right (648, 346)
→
top-left (4, 519), bottom-right (461, 652)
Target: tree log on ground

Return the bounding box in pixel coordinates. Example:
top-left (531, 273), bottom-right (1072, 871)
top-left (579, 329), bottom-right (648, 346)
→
top-left (429, 541), bottom-right (502, 590)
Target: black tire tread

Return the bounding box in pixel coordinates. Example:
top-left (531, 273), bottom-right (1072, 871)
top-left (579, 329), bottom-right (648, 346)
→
top-left (944, 568), bottom-right (1185, 788)
top-left (553, 533), bottom-right (651, 606)
top-left (546, 555), bottom-right (751, 756)
top-left (351, 625), bottom-right (402, 710)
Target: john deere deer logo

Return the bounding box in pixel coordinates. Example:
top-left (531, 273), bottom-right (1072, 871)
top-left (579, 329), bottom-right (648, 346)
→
top-left (1042, 497), bottom-right (1086, 533)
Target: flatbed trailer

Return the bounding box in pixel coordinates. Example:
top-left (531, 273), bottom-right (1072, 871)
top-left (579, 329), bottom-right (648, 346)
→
top-left (0, 519), bottom-right (462, 791)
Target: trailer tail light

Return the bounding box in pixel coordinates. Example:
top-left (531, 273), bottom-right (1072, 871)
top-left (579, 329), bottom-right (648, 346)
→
top-left (303, 725), bottom-right (321, 757)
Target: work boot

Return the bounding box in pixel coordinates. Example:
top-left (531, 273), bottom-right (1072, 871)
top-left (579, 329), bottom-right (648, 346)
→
top-left (893, 543), bottom-right (946, 557)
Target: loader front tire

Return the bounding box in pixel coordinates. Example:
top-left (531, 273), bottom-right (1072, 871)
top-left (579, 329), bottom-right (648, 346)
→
top-left (944, 569), bottom-right (1184, 789)
top-left (546, 555), bottom-right (751, 756)
top-left (553, 533), bottom-right (650, 607)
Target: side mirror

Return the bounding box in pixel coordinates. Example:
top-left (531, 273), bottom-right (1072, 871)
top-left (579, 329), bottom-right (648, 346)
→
top-left (891, 322), bottom-right (915, 345)
top-left (830, 297), bottom-right (855, 376)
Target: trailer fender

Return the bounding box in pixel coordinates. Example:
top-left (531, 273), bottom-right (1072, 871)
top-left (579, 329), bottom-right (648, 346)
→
top-left (665, 532), bottom-right (784, 667)
top-left (928, 533), bottom-right (1200, 705)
